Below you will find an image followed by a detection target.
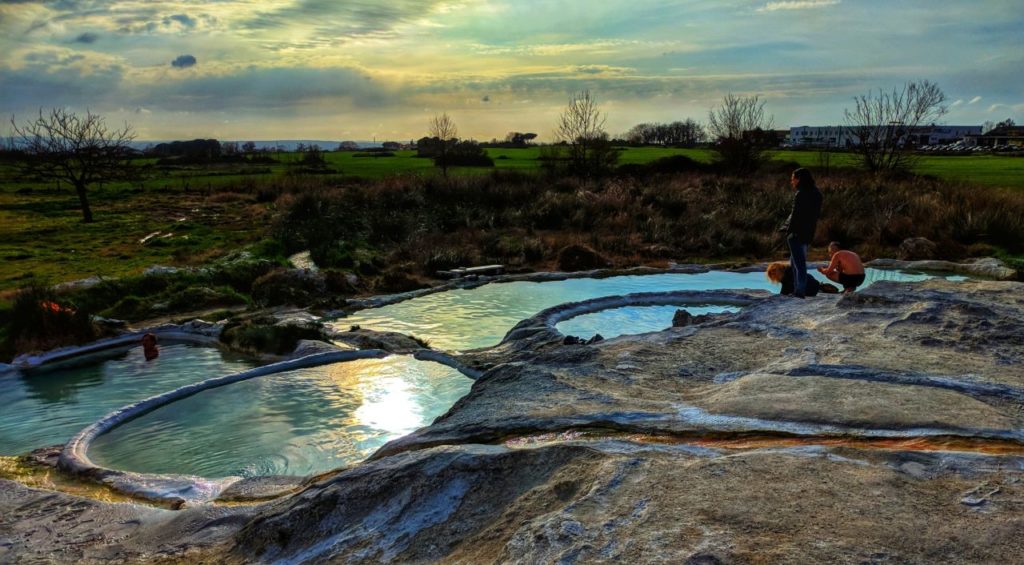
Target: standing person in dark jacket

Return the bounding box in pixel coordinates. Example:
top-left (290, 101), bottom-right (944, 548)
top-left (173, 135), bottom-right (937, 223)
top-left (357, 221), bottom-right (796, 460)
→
top-left (779, 168), bottom-right (823, 298)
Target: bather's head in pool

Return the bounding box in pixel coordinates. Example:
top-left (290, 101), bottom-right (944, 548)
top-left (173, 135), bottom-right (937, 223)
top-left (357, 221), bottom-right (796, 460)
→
top-left (141, 333), bottom-right (159, 361)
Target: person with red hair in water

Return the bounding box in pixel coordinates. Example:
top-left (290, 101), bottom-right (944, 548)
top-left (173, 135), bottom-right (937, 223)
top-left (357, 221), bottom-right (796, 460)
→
top-left (141, 333), bottom-right (159, 361)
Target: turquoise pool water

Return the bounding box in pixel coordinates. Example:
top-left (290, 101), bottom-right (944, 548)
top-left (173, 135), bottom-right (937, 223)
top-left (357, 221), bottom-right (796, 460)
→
top-left (0, 344), bottom-right (258, 456)
top-left (88, 356), bottom-right (468, 478)
top-left (14, 268), bottom-right (963, 479)
top-left (338, 269), bottom-right (962, 351)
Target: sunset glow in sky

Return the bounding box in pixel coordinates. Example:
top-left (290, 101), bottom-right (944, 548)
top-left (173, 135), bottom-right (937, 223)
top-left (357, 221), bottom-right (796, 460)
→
top-left (1, 0), bottom-right (1021, 141)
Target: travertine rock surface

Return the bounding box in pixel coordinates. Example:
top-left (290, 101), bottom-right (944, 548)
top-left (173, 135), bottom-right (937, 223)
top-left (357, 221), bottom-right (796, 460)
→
top-left (3, 278), bottom-right (1023, 564)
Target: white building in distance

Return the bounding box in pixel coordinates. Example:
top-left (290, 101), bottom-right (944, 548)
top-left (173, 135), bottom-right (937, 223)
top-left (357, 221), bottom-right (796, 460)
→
top-left (789, 125), bottom-right (981, 148)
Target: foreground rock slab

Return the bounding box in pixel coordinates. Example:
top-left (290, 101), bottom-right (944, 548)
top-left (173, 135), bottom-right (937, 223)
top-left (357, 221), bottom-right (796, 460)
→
top-left (2, 278), bottom-right (1024, 563)
top-left (226, 443), bottom-right (1024, 564)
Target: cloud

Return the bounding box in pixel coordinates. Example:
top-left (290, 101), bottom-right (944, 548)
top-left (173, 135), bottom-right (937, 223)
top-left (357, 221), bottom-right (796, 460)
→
top-left (968, 96), bottom-right (982, 105)
top-left (949, 99), bottom-right (963, 107)
top-left (171, 54), bottom-right (196, 68)
top-left (757, 0), bottom-right (841, 12)
top-left (574, 65), bottom-right (634, 76)
top-left (144, 65), bottom-right (393, 112)
top-left (0, 55), bottom-right (124, 114)
top-left (240, 0), bottom-right (457, 47)
top-left (73, 31), bottom-right (98, 43)
top-left (164, 13), bottom-right (196, 29)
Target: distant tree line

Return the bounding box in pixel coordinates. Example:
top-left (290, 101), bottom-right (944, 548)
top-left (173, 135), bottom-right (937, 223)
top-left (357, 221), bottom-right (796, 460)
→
top-left (5, 77), bottom-right (960, 224)
top-left (624, 119), bottom-right (706, 147)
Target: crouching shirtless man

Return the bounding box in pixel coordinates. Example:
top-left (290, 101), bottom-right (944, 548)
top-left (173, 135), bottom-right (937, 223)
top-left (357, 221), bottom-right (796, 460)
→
top-left (817, 242), bottom-right (865, 293)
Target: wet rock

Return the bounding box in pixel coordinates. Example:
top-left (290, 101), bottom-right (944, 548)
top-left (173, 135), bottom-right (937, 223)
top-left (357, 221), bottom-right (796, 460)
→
top-left (0, 479), bottom-right (255, 562)
top-left (25, 446), bottom-right (62, 468)
top-left (143, 265), bottom-right (181, 276)
top-left (93, 316), bottom-right (127, 330)
top-left (867, 257), bottom-right (1017, 280)
top-left (898, 237), bottom-right (938, 260)
top-left (672, 310), bottom-right (717, 327)
top-left (329, 328), bottom-right (428, 353)
top-left (561, 334), bottom-right (603, 346)
top-left (53, 275), bottom-right (103, 291)
top-left (175, 318), bottom-right (223, 338)
top-left (216, 476), bottom-right (305, 502)
top-left (290, 339), bottom-right (345, 358)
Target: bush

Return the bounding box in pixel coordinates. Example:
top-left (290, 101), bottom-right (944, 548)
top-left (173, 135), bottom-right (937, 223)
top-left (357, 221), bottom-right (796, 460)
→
top-left (164, 285), bottom-right (248, 313)
top-left (100, 295), bottom-right (145, 319)
top-left (251, 269), bottom-right (326, 306)
top-left (375, 266), bottom-right (428, 293)
top-left (423, 247), bottom-right (478, 273)
top-left (4, 285), bottom-right (96, 357)
top-left (322, 269), bottom-right (360, 294)
top-left (557, 244), bottom-right (610, 271)
top-left (220, 319), bottom-right (326, 356)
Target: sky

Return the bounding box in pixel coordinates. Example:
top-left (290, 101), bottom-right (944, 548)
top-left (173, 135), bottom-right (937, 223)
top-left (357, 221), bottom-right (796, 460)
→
top-left (1, 0), bottom-right (1022, 141)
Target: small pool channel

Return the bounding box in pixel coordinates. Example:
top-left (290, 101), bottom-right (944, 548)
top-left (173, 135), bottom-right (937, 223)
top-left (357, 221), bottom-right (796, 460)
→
top-left (556, 304), bottom-right (740, 340)
top-left (87, 356), bottom-right (469, 478)
top-left (338, 269), bottom-right (964, 351)
top-left (0, 344), bottom-right (259, 456)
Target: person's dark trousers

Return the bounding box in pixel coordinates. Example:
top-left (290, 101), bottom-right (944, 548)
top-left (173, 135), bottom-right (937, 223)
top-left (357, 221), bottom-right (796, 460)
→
top-left (788, 234), bottom-right (809, 297)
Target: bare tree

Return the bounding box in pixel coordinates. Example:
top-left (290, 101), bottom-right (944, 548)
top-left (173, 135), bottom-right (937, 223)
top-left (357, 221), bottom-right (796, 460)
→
top-left (707, 94), bottom-right (774, 172)
top-left (428, 112), bottom-right (458, 177)
top-left (10, 108), bottom-right (136, 222)
top-left (554, 90), bottom-right (618, 177)
top-left (843, 80), bottom-right (947, 173)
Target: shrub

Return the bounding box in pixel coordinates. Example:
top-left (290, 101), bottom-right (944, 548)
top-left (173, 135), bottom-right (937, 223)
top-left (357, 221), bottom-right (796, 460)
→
top-left (251, 269), bottom-right (326, 306)
top-left (423, 247), bottom-right (478, 273)
top-left (322, 269), bottom-right (360, 294)
top-left (4, 285), bottom-right (96, 357)
top-left (100, 295), bottom-right (145, 319)
top-left (557, 244), bottom-right (610, 271)
top-left (208, 258), bottom-right (280, 293)
top-left (375, 266), bottom-right (428, 293)
top-left (164, 285), bottom-right (248, 313)
top-left (220, 319), bottom-right (326, 356)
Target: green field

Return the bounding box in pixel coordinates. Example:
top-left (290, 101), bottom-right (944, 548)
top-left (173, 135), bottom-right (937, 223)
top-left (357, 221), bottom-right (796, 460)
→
top-left (769, 150), bottom-right (1024, 189)
top-left (325, 147), bottom-right (1024, 189)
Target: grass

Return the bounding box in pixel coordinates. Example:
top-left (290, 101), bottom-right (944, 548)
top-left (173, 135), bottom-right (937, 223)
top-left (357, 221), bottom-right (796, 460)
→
top-left (1, 146), bottom-right (1022, 295)
top-left (769, 150), bottom-right (1024, 189)
top-left (0, 183), bottom-right (272, 292)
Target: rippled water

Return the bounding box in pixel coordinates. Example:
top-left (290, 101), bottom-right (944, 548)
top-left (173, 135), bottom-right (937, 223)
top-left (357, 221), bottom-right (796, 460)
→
top-left (339, 269), bottom-right (963, 351)
top-left (0, 344), bottom-right (258, 455)
top-left (88, 356), bottom-right (469, 478)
